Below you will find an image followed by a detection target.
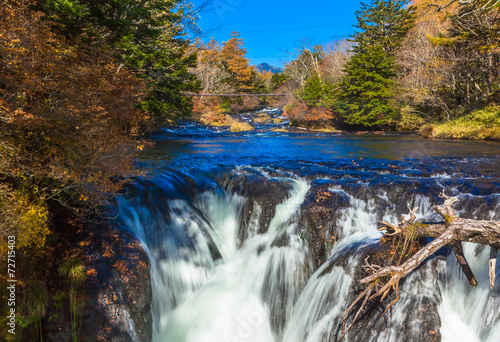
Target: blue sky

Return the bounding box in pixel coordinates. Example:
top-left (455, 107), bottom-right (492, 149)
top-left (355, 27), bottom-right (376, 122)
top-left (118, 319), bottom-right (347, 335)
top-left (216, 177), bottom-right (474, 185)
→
top-left (197, 1), bottom-right (361, 68)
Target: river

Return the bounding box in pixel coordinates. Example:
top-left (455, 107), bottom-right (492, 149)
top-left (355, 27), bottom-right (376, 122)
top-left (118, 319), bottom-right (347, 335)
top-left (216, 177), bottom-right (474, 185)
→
top-left (113, 108), bottom-right (500, 342)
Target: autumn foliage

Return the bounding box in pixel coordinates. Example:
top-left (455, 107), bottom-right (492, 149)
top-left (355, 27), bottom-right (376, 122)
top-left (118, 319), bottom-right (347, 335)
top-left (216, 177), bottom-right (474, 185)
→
top-left (0, 0), bottom-right (149, 251)
top-left (280, 0), bottom-right (499, 130)
top-left (191, 32), bottom-right (265, 122)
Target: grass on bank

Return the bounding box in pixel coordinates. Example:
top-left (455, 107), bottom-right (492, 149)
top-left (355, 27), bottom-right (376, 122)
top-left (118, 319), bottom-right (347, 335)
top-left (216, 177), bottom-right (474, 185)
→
top-left (421, 104), bottom-right (500, 140)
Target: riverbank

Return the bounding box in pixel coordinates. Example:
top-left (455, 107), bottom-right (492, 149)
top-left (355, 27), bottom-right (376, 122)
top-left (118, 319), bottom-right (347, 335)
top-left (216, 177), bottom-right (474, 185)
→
top-left (195, 105), bottom-right (500, 142)
top-left (420, 104), bottom-right (500, 141)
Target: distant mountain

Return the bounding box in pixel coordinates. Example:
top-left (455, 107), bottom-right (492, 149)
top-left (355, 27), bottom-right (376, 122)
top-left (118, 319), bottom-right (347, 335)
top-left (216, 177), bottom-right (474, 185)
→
top-left (255, 63), bottom-right (283, 74)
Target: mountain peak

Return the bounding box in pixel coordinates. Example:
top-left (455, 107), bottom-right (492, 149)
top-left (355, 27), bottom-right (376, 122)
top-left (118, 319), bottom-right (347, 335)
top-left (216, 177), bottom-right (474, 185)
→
top-left (255, 63), bottom-right (283, 74)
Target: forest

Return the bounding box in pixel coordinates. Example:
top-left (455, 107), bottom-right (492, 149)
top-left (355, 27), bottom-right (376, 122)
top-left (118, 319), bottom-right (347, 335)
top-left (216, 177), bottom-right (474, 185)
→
top-left (0, 0), bottom-right (498, 340)
top-left (191, 0), bottom-right (499, 139)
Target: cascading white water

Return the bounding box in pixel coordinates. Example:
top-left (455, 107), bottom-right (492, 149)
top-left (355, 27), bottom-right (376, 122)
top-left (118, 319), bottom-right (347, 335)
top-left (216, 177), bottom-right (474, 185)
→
top-left (118, 172), bottom-right (499, 342)
top-left (117, 176), bottom-right (311, 342)
top-left (117, 196), bottom-right (216, 336)
top-left (438, 205), bottom-right (500, 342)
top-left (282, 192), bottom-right (449, 342)
top-left (153, 178), bottom-right (311, 342)
top-left (282, 231), bottom-right (383, 342)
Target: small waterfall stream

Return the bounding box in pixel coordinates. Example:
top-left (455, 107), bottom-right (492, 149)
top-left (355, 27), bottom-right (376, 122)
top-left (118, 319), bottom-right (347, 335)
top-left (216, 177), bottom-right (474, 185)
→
top-left (438, 206), bottom-right (500, 342)
top-left (115, 164), bottom-right (499, 341)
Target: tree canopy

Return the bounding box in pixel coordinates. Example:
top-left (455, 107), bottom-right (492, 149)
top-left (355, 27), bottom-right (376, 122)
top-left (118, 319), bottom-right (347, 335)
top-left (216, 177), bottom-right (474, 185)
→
top-left (337, 0), bottom-right (415, 127)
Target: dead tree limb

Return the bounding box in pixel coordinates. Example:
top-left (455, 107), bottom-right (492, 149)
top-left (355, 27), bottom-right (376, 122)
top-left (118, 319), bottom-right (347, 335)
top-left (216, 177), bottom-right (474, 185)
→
top-left (340, 192), bottom-right (500, 340)
top-left (428, 0), bottom-right (475, 12)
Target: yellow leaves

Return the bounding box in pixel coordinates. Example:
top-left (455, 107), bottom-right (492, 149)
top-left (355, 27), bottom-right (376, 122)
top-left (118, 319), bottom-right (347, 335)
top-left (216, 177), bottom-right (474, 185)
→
top-left (137, 144), bottom-right (144, 151)
top-left (0, 189), bottom-right (50, 256)
top-left (427, 34), bottom-right (457, 47)
top-left (478, 44), bottom-right (499, 53)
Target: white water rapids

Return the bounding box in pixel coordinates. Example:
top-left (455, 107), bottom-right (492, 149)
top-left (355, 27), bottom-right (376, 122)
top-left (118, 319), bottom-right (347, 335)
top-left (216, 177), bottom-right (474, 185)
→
top-left (116, 175), bottom-right (500, 342)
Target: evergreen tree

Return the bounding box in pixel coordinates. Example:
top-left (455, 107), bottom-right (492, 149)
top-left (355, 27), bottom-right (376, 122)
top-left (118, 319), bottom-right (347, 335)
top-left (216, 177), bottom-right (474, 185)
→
top-left (303, 74), bottom-right (334, 107)
top-left (337, 0), bottom-right (415, 127)
top-left (37, 0), bottom-right (200, 125)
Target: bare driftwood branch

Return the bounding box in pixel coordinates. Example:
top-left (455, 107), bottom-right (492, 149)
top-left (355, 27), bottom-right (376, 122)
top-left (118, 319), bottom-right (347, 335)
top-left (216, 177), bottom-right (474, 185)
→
top-left (341, 192), bottom-right (500, 340)
top-left (428, 0), bottom-right (475, 12)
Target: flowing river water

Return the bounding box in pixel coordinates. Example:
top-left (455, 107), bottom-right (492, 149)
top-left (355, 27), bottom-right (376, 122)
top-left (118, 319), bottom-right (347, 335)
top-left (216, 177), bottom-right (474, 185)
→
top-left (113, 109), bottom-right (499, 342)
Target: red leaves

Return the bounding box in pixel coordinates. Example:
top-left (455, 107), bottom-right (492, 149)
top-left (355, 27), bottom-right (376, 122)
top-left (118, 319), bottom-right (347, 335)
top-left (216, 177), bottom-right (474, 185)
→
top-left (285, 102), bottom-right (338, 123)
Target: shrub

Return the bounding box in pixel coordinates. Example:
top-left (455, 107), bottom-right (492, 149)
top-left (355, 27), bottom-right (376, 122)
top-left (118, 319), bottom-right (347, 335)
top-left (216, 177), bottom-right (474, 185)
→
top-left (421, 124), bottom-right (437, 139)
top-left (395, 107), bottom-right (427, 131)
top-left (21, 280), bottom-right (48, 341)
top-left (433, 105), bottom-right (500, 140)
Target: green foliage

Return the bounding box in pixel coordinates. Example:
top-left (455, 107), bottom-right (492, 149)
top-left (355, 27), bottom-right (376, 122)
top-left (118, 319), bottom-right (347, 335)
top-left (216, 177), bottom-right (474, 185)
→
top-left (269, 73), bottom-right (288, 92)
top-left (303, 74), bottom-right (334, 107)
top-left (135, 44), bottom-right (200, 125)
top-left (38, 0), bottom-right (176, 43)
top-left (337, 45), bottom-right (398, 126)
top-left (432, 104), bottom-right (500, 140)
top-left (21, 280), bottom-right (48, 341)
top-left (60, 257), bottom-right (86, 342)
top-left (337, 0), bottom-right (415, 127)
top-left (59, 258), bottom-right (86, 281)
top-left (427, 34), bottom-right (457, 47)
top-left (393, 106), bottom-right (427, 131)
top-left (38, 0), bottom-right (200, 125)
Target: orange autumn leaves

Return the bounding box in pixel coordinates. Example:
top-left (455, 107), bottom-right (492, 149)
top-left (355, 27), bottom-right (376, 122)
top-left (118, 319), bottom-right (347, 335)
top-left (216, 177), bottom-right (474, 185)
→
top-left (194, 32), bottom-right (257, 95)
top-left (0, 0), bottom-right (148, 185)
top-left (191, 32), bottom-right (262, 120)
top-left (0, 0), bottom-right (150, 251)
top-left (220, 33), bottom-right (256, 92)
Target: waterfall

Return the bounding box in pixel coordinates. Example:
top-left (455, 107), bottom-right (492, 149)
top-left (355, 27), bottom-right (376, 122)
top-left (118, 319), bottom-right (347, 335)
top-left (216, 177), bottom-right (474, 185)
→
top-left (117, 174), bottom-right (313, 341)
top-left (282, 232), bottom-right (383, 342)
top-left (116, 169), bottom-right (499, 342)
top-left (438, 207), bottom-right (500, 342)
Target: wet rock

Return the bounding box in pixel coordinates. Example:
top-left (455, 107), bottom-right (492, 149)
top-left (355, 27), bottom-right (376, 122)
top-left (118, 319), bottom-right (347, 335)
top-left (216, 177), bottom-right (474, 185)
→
top-left (80, 224), bottom-right (152, 342)
top-left (43, 201), bottom-right (152, 342)
top-left (298, 183), bottom-right (352, 268)
top-left (219, 172), bottom-right (292, 244)
top-left (295, 182), bottom-right (446, 341)
top-left (341, 256), bottom-right (444, 342)
top-left (42, 201), bottom-right (152, 342)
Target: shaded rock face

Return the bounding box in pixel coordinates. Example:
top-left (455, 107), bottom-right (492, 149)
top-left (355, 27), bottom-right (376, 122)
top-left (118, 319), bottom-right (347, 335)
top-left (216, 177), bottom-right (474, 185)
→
top-left (211, 173), bottom-right (446, 341)
top-left (295, 179), bottom-right (497, 342)
top-left (44, 201), bottom-right (152, 342)
top-left (218, 171), bottom-right (293, 244)
top-left (340, 256), bottom-right (444, 342)
top-left (294, 181), bottom-right (446, 341)
top-left (80, 226), bottom-right (152, 342)
top-left (100, 169), bottom-right (495, 342)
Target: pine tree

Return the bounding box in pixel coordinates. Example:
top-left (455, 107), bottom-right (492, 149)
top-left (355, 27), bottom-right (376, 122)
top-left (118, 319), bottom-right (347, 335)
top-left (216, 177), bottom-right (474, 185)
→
top-left (337, 0), bottom-right (415, 127)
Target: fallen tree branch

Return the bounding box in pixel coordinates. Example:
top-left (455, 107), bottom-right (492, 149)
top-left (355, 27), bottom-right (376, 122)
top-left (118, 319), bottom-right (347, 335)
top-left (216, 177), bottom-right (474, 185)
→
top-left (341, 192), bottom-right (500, 340)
